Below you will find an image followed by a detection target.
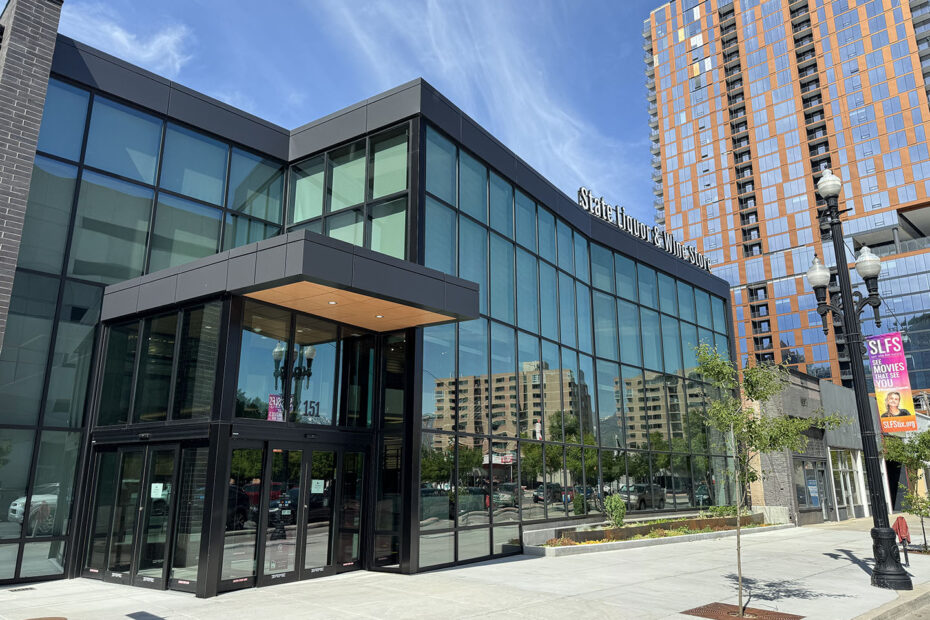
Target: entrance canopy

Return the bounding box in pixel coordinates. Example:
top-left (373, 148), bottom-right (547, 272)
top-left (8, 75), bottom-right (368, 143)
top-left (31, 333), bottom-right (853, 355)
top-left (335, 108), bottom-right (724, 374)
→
top-left (101, 230), bottom-right (479, 331)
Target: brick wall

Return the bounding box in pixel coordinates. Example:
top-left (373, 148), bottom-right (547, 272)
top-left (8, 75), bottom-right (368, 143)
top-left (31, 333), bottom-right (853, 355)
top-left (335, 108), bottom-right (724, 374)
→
top-left (0, 0), bottom-right (62, 352)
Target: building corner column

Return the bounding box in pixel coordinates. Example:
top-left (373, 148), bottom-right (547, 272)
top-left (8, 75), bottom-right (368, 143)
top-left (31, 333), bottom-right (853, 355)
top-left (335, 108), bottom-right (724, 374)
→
top-left (0, 0), bottom-right (63, 352)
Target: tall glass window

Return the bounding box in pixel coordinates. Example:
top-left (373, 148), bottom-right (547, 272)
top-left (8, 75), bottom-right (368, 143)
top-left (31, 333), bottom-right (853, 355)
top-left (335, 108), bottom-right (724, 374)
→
top-left (592, 291), bottom-right (618, 361)
top-left (658, 273), bottom-right (677, 315)
top-left (616, 254), bottom-right (637, 301)
top-left (661, 315), bottom-right (683, 376)
top-left (425, 127), bottom-right (456, 205)
top-left (148, 194), bottom-right (221, 272)
top-left (424, 197), bottom-right (456, 274)
top-left (539, 262), bottom-right (559, 341)
top-left (133, 313), bottom-right (178, 423)
top-left (677, 281), bottom-right (696, 323)
top-left (515, 248), bottom-right (539, 333)
top-left (370, 127), bottom-right (408, 200)
top-left (288, 156), bottom-right (324, 224)
top-left (573, 235), bottom-right (589, 283)
top-left (489, 234), bottom-right (515, 324)
top-left (160, 123), bottom-right (228, 205)
top-left (489, 172), bottom-right (513, 238)
top-left (228, 148), bottom-right (284, 223)
top-left (556, 220), bottom-right (574, 274)
top-left (558, 272), bottom-right (576, 349)
top-left (84, 97), bottom-right (162, 185)
top-left (173, 303), bottom-right (221, 420)
top-left (98, 321), bottom-right (139, 426)
top-left (459, 217), bottom-right (488, 314)
top-left (490, 322), bottom-right (517, 436)
top-left (27, 430), bottom-right (81, 538)
top-left (459, 319), bottom-right (489, 436)
top-left (291, 316), bottom-right (338, 425)
top-left (576, 282), bottom-right (593, 354)
top-left (641, 309), bottom-right (663, 372)
top-left (19, 157), bottom-right (77, 275)
top-left (328, 140), bottom-right (365, 212)
top-left (514, 190), bottom-right (536, 251)
top-left (369, 198), bottom-right (406, 259)
top-left (537, 208), bottom-right (557, 264)
top-left (68, 171), bottom-right (154, 284)
top-left (236, 303), bottom-right (290, 420)
top-left (37, 79), bottom-right (89, 161)
top-left (326, 209), bottom-right (364, 247)
top-left (590, 243), bottom-right (614, 293)
top-left (638, 264), bottom-right (658, 308)
top-left (459, 152), bottom-right (487, 224)
top-left (223, 214), bottom-right (279, 251)
top-left (618, 300), bottom-right (642, 367)
top-left (0, 429), bottom-right (35, 539)
top-left (422, 323), bottom-right (455, 431)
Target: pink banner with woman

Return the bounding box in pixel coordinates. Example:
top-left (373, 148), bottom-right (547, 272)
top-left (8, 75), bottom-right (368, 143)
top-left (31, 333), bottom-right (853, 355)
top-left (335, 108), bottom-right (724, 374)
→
top-left (866, 332), bottom-right (917, 433)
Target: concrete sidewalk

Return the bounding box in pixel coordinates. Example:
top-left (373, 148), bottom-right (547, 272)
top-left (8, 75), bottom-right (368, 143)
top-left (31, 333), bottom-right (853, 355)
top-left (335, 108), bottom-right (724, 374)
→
top-left (1, 523), bottom-right (928, 620)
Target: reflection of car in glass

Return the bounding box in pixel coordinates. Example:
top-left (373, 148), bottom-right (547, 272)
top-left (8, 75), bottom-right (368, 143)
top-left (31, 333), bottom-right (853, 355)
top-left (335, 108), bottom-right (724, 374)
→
top-left (244, 481), bottom-right (283, 505)
top-left (8, 483), bottom-right (61, 535)
top-left (533, 483), bottom-right (572, 504)
top-left (493, 483), bottom-right (520, 507)
top-left (457, 487), bottom-right (489, 515)
top-left (268, 487), bottom-right (300, 526)
top-left (693, 483), bottom-right (712, 507)
top-left (619, 484), bottom-right (666, 510)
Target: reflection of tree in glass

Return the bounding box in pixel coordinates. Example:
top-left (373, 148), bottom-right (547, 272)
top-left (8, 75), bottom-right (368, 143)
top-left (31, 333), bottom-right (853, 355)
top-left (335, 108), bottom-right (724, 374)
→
top-left (230, 449), bottom-right (263, 481)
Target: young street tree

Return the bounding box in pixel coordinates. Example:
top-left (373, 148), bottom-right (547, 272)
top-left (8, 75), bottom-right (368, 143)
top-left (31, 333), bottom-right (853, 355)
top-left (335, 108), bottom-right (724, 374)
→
top-left (883, 429), bottom-right (930, 550)
top-left (696, 343), bottom-right (847, 617)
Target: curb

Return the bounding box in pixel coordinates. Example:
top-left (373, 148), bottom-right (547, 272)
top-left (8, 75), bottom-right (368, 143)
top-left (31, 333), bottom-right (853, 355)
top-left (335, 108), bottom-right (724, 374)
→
top-left (855, 581), bottom-right (930, 620)
top-left (524, 523), bottom-right (796, 557)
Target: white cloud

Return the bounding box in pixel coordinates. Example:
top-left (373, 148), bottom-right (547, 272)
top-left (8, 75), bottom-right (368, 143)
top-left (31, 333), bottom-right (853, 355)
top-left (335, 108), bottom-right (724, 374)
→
top-left (314, 0), bottom-right (649, 218)
top-left (58, 2), bottom-right (193, 79)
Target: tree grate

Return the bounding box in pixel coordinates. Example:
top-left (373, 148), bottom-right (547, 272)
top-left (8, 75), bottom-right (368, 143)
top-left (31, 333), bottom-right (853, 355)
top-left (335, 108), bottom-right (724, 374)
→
top-left (683, 602), bottom-right (804, 620)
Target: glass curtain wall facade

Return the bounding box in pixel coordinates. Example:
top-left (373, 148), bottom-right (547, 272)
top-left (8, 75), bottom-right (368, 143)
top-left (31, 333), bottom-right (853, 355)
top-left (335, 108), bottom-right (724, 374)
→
top-left (645, 0), bottom-right (930, 393)
top-left (417, 125), bottom-right (735, 569)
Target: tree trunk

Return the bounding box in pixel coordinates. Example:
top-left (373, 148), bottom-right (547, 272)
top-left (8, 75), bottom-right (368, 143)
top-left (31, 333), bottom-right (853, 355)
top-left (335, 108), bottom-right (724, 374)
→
top-left (734, 423), bottom-right (743, 617)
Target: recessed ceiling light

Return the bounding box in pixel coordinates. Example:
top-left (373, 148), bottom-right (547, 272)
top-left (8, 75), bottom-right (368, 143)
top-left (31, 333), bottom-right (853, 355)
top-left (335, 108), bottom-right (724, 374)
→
top-left (254, 327), bottom-right (262, 333)
top-left (328, 301), bottom-right (337, 305)
top-left (375, 314), bottom-right (384, 318)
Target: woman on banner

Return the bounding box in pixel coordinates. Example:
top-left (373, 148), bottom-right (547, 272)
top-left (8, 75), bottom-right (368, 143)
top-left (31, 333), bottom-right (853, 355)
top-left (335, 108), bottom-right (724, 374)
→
top-left (881, 391), bottom-right (912, 418)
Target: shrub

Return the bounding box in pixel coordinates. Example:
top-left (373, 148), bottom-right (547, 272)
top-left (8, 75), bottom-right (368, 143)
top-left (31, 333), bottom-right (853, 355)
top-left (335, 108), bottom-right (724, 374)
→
top-left (699, 505), bottom-right (749, 518)
top-left (545, 536), bottom-right (578, 547)
top-left (604, 494), bottom-right (627, 528)
top-left (573, 493), bottom-right (586, 516)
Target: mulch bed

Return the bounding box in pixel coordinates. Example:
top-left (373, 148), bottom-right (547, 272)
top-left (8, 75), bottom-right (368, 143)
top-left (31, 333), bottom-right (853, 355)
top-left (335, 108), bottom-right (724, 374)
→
top-left (682, 602), bottom-right (804, 619)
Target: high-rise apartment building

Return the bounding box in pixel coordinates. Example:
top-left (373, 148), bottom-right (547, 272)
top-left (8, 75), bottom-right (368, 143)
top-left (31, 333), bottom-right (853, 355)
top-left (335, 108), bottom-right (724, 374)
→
top-left (644, 0), bottom-right (930, 397)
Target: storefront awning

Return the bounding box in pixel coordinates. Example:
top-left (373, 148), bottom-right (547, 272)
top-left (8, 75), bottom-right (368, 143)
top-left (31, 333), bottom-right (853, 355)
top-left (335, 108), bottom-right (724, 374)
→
top-left (101, 230), bottom-right (479, 332)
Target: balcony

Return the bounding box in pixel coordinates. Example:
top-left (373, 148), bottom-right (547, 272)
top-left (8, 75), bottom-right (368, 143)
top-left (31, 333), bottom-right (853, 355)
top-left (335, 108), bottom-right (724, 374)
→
top-left (653, 183), bottom-right (664, 196)
top-left (803, 94), bottom-right (823, 108)
top-left (651, 142), bottom-right (660, 155)
top-left (792, 19), bottom-right (812, 34)
top-left (727, 78), bottom-right (744, 91)
top-left (797, 50), bottom-right (817, 64)
top-left (732, 122), bottom-right (749, 134)
top-left (720, 24), bottom-right (737, 36)
top-left (807, 127), bottom-right (828, 141)
top-left (647, 88), bottom-right (657, 102)
top-left (741, 213), bottom-right (759, 227)
top-left (809, 143), bottom-right (830, 156)
top-left (805, 110), bottom-right (826, 124)
top-left (733, 137), bottom-right (751, 150)
top-left (737, 181), bottom-right (755, 194)
top-left (800, 79), bottom-right (820, 94)
top-left (725, 64), bottom-right (742, 78)
top-left (722, 35), bottom-right (739, 50)
top-left (652, 169), bottom-right (662, 182)
top-left (750, 304), bottom-right (769, 319)
top-left (728, 93), bottom-right (745, 105)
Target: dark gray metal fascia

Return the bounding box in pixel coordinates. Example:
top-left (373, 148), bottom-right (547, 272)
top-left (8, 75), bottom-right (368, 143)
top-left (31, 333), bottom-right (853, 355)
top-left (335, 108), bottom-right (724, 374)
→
top-left (100, 229), bottom-right (479, 323)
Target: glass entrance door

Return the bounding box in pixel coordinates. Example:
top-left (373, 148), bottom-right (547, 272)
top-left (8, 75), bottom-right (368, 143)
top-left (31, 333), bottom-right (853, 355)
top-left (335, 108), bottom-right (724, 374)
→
top-left (82, 445), bottom-right (182, 589)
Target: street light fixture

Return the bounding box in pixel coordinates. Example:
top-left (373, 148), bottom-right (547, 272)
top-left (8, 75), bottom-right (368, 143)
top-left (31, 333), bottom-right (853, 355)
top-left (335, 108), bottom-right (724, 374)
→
top-left (805, 168), bottom-right (912, 590)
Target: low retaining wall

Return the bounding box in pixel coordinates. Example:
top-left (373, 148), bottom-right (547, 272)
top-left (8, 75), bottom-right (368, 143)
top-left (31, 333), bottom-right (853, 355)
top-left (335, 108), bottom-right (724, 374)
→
top-left (525, 523), bottom-right (795, 557)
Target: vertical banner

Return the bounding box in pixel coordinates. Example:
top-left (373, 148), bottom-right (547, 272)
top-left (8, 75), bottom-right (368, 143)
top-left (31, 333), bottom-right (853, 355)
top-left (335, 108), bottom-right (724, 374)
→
top-left (866, 332), bottom-right (917, 433)
top-left (268, 393), bottom-right (284, 422)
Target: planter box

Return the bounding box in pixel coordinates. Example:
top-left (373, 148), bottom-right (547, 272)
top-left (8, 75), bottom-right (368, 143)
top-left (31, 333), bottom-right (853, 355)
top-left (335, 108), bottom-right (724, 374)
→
top-left (525, 522), bottom-right (794, 557)
top-left (553, 513), bottom-right (764, 544)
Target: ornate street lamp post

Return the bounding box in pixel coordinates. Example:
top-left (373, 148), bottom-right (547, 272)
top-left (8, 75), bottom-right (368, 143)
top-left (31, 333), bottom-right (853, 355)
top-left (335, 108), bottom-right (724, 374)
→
top-left (805, 169), bottom-right (911, 589)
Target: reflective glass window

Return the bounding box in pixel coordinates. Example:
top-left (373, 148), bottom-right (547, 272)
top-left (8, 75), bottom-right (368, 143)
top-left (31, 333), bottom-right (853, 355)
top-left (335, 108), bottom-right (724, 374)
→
top-left (459, 151), bottom-right (487, 223)
top-left (559, 348), bottom-right (580, 443)
top-left (20, 541), bottom-right (66, 578)
top-left (539, 262), bottom-right (559, 341)
top-left (618, 300), bottom-right (642, 367)
top-left (223, 448), bottom-right (262, 579)
top-left (98, 321), bottom-right (138, 426)
top-left (173, 303), bottom-right (221, 420)
top-left (37, 79), bottom-right (89, 161)
top-left (616, 254), bottom-right (638, 301)
top-left (370, 127), bottom-right (408, 200)
top-left (290, 316), bottom-right (338, 425)
top-left (228, 148), bottom-right (284, 223)
top-left (459, 217), bottom-right (488, 314)
top-left (223, 213), bottom-right (279, 250)
top-left (326, 209), bottom-right (364, 246)
top-left (148, 194), bottom-right (221, 272)
top-left (0, 429), bottom-right (35, 539)
top-left (658, 273), bottom-right (677, 315)
top-left (458, 527), bottom-right (490, 561)
top-left (578, 353), bottom-right (596, 444)
top-left (489, 172), bottom-right (513, 238)
top-left (456, 437), bottom-right (489, 526)
top-left (288, 156), bottom-right (324, 224)
top-left (340, 333), bottom-right (376, 428)
top-left (44, 281), bottom-right (101, 427)
top-left (419, 529), bottom-right (454, 568)
top-left (592, 291), bottom-right (618, 361)
top-left (419, 432), bottom-right (454, 530)
top-left (638, 264), bottom-right (658, 308)
top-left (596, 359), bottom-right (622, 448)
top-left (19, 156), bottom-right (77, 275)
top-left (236, 302), bottom-right (290, 420)
top-left (369, 197), bottom-right (406, 259)
top-left (491, 439), bottom-right (519, 520)
top-left (424, 196), bottom-right (456, 275)
top-left (517, 332), bottom-right (541, 439)
top-left (678, 281), bottom-right (696, 323)
top-left (425, 126), bottom-right (456, 205)
top-left (515, 190), bottom-right (536, 251)
top-left (160, 123), bottom-right (228, 205)
top-left (459, 319), bottom-right (489, 435)
top-left (712, 295), bottom-right (729, 333)
top-left (681, 322), bottom-right (700, 379)
top-left (133, 313), bottom-right (178, 423)
top-left (490, 322), bottom-right (517, 436)
top-left (68, 171), bottom-right (154, 284)
top-left (382, 335), bottom-right (406, 428)
top-left (576, 282), bottom-right (593, 354)
top-left (489, 234), bottom-right (515, 324)
top-left (641, 309), bottom-right (662, 371)
top-left (171, 447), bottom-right (208, 583)
top-left (328, 140), bottom-right (366, 212)
top-left (27, 430), bottom-right (81, 538)
top-left (556, 219), bottom-right (574, 273)
top-left (541, 341), bottom-right (561, 442)
top-left (695, 289), bottom-right (713, 328)
top-left (516, 248), bottom-right (539, 333)
top-left (422, 323), bottom-right (455, 430)
top-left (85, 97), bottom-right (162, 184)
top-left (574, 235), bottom-right (589, 283)
top-left (558, 272), bottom-right (576, 349)
top-left (590, 243), bottom-right (614, 293)
top-left (537, 207), bottom-right (556, 264)
top-left (662, 315), bottom-right (683, 376)
top-left (0, 272), bottom-right (58, 425)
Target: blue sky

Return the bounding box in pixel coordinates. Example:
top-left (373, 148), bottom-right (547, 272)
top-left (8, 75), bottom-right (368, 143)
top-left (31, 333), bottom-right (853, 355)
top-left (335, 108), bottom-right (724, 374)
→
top-left (57, 0), bottom-right (662, 221)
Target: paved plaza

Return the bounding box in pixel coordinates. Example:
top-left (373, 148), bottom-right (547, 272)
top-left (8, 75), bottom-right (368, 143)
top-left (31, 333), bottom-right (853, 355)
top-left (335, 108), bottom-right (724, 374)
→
top-left (2, 519), bottom-right (929, 619)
